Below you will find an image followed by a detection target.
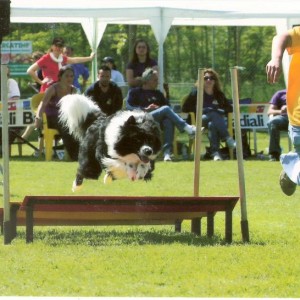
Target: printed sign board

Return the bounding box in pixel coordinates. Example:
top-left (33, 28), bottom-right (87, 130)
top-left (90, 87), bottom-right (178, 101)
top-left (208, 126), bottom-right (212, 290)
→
top-left (1, 41), bottom-right (33, 77)
top-left (0, 99), bottom-right (34, 127)
top-left (238, 104), bottom-right (269, 129)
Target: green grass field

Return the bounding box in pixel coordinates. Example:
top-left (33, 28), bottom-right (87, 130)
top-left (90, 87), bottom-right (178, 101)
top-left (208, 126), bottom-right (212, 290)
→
top-left (1, 137), bottom-right (300, 297)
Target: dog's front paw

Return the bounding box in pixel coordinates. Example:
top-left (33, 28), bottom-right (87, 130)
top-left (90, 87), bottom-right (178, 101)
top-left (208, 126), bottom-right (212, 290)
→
top-left (104, 173), bottom-right (113, 184)
top-left (72, 180), bottom-right (83, 192)
top-left (72, 174), bottom-right (84, 192)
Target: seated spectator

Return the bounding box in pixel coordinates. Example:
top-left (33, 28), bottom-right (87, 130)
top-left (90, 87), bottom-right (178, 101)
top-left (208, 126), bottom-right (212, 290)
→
top-left (34, 65), bottom-right (79, 161)
top-left (182, 68), bottom-right (235, 161)
top-left (63, 46), bottom-right (90, 92)
top-left (126, 68), bottom-right (196, 162)
top-left (267, 89), bottom-right (289, 161)
top-left (7, 66), bottom-right (20, 100)
top-left (126, 39), bottom-right (158, 89)
top-left (102, 56), bottom-right (125, 87)
top-left (85, 65), bottom-right (123, 116)
top-left (0, 66), bottom-right (22, 154)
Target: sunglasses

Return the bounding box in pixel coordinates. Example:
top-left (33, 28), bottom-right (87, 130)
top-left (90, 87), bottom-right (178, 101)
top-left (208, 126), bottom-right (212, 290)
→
top-left (204, 76), bottom-right (215, 81)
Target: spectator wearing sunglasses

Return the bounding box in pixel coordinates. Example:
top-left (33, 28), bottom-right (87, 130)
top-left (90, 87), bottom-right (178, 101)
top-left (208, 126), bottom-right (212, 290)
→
top-left (182, 68), bottom-right (235, 161)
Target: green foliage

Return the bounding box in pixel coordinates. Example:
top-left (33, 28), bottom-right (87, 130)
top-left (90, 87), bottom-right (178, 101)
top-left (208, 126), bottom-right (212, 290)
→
top-left (0, 140), bottom-right (300, 297)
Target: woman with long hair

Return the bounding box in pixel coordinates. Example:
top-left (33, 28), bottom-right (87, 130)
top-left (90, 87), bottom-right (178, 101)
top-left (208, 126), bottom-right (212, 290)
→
top-left (126, 39), bottom-right (158, 88)
top-left (182, 68), bottom-right (235, 161)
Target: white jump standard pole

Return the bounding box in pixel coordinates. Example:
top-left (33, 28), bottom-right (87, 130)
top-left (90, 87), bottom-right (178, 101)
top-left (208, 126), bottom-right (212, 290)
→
top-left (230, 67), bottom-right (250, 243)
top-left (1, 63), bottom-right (12, 244)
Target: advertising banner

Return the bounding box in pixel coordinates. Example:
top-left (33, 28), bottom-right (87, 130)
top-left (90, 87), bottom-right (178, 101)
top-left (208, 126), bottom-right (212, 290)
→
top-left (239, 104), bottom-right (269, 129)
top-left (0, 99), bottom-right (34, 127)
top-left (1, 41), bottom-right (32, 77)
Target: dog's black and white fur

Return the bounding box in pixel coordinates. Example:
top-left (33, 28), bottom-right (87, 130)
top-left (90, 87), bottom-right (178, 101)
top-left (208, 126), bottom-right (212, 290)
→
top-left (58, 94), bottom-right (162, 191)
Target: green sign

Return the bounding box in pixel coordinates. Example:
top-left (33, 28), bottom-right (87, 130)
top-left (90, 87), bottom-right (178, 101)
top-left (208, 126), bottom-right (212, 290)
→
top-left (1, 41), bottom-right (32, 77)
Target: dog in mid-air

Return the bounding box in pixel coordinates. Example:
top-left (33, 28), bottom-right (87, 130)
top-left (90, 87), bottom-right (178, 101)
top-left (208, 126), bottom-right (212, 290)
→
top-left (58, 94), bottom-right (162, 191)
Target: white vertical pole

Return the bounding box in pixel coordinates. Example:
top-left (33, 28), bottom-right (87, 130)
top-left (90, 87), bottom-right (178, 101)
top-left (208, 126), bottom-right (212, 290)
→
top-left (230, 67), bottom-right (250, 242)
top-left (1, 63), bottom-right (11, 244)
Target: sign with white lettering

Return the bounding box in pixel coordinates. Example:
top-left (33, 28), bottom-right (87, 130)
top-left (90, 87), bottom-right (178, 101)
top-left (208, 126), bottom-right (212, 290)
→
top-left (1, 41), bottom-right (32, 54)
top-left (0, 99), bottom-right (34, 127)
top-left (1, 41), bottom-right (33, 77)
top-left (238, 104), bottom-right (269, 129)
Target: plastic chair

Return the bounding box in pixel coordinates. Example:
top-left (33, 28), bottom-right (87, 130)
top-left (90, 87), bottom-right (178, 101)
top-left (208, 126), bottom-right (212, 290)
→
top-left (31, 93), bottom-right (45, 157)
top-left (31, 93), bottom-right (60, 161)
top-left (42, 113), bottom-right (61, 161)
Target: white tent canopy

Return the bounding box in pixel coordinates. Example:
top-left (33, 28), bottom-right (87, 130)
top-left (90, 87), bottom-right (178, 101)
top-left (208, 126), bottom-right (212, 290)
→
top-left (10, 0), bottom-right (300, 84)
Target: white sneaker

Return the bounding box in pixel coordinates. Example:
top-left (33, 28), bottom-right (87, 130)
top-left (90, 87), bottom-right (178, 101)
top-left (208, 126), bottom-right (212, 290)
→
top-left (164, 154), bottom-right (172, 162)
top-left (184, 125), bottom-right (196, 138)
top-left (212, 151), bottom-right (222, 161)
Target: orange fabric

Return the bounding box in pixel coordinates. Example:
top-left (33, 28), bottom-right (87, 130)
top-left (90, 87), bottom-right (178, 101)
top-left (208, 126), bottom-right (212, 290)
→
top-left (286, 27), bottom-right (300, 126)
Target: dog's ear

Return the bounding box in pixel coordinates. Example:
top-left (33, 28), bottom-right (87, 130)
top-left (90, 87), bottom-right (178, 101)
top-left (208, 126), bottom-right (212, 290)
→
top-left (125, 115), bottom-right (137, 126)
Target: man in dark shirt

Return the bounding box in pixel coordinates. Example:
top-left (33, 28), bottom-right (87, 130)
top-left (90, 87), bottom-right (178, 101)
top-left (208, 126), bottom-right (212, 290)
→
top-left (126, 68), bottom-right (195, 161)
top-left (267, 89), bottom-right (289, 161)
top-left (85, 65), bottom-right (123, 116)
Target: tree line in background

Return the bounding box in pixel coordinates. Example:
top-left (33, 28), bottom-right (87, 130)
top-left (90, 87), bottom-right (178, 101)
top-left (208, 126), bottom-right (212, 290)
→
top-left (6, 23), bottom-right (286, 102)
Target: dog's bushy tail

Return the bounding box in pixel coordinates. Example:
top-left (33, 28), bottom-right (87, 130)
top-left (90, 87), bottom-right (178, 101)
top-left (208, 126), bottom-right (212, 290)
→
top-left (58, 94), bottom-right (100, 140)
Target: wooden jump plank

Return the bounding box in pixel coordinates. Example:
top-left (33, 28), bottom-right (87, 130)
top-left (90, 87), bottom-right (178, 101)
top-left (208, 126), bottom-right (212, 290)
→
top-left (1, 195), bottom-right (239, 244)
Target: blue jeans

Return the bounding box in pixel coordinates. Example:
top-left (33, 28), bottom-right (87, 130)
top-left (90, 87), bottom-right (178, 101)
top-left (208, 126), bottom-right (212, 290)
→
top-left (202, 111), bottom-right (230, 153)
top-left (281, 124), bottom-right (300, 184)
top-left (267, 115), bottom-right (289, 156)
top-left (289, 124), bottom-right (300, 155)
top-left (150, 105), bottom-right (187, 155)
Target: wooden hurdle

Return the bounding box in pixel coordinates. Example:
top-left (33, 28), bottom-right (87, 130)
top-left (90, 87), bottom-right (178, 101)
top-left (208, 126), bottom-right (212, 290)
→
top-left (0, 195), bottom-right (239, 244)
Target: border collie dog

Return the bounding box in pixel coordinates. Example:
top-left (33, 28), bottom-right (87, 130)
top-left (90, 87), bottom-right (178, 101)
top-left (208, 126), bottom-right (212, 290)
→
top-left (58, 95), bottom-right (162, 191)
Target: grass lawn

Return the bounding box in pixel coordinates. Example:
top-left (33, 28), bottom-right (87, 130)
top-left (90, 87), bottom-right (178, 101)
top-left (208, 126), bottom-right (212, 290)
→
top-left (0, 137), bottom-right (300, 297)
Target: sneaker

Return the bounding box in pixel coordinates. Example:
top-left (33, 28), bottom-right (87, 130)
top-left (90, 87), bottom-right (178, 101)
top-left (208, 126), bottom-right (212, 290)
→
top-left (279, 170), bottom-right (296, 196)
top-left (212, 151), bottom-right (222, 161)
top-left (269, 153), bottom-right (280, 161)
top-left (269, 156), bottom-right (279, 162)
top-left (164, 153), bottom-right (172, 162)
top-left (226, 137), bottom-right (236, 149)
top-left (184, 125), bottom-right (196, 138)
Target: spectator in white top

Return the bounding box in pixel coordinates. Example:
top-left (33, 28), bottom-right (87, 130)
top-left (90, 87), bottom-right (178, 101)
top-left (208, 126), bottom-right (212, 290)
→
top-left (102, 56), bottom-right (125, 87)
top-left (7, 66), bottom-right (20, 100)
top-left (0, 66), bottom-right (22, 153)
